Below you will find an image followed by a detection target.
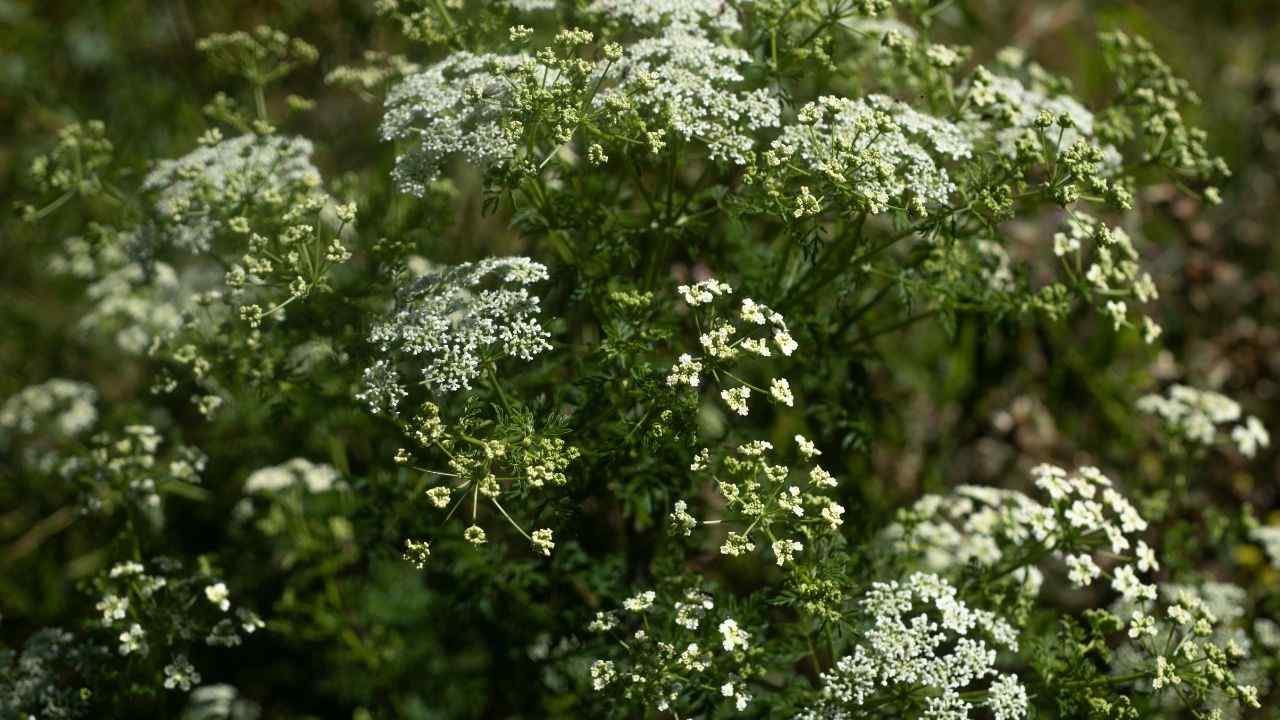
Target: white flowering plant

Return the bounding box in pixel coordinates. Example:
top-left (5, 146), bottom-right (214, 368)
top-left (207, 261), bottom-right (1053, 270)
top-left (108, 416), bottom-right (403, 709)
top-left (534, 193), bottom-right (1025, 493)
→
top-left (3, 1), bottom-right (1279, 718)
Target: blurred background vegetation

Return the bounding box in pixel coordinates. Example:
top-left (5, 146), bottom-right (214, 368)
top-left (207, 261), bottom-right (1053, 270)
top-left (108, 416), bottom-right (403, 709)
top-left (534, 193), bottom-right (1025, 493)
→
top-left (2, 0), bottom-right (1278, 717)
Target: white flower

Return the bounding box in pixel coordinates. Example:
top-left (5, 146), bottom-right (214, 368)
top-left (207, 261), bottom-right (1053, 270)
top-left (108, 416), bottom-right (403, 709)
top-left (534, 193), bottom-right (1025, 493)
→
top-left (769, 378), bottom-right (794, 407)
top-left (589, 0), bottom-right (741, 34)
top-left (108, 561), bottom-right (144, 578)
top-left (721, 386), bottom-right (751, 416)
top-left (623, 590), bottom-right (656, 612)
top-left (464, 525), bottom-right (487, 545)
top-left (426, 486), bottom-right (452, 508)
top-left (1128, 610), bottom-right (1157, 639)
top-left (1135, 540), bottom-right (1159, 573)
top-left (1152, 655), bottom-right (1180, 689)
top-left (244, 458), bottom-right (341, 494)
top-left (719, 618), bottom-right (751, 652)
top-left (1104, 300), bottom-right (1127, 330)
top-left (144, 134), bottom-right (324, 251)
top-left (602, 35), bottom-right (780, 166)
top-left (1065, 554), bottom-right (1101, 587)
top-left (772, 538), bottom-right (803, 566)
top-left (678, 278), bottom-right (733, 306)
top-left (204, 582), bottom-right (231, 612)
top-left (118, 624), bottom-right (148, 656)
top-left (773, 328), bottom-right (798, 357)
top-left (0, 379), bottom-right (99, 437)
top-left (987, 674), bottom-right (1028, 720)
top-left (808, 466), bottom-right (836, 489)
top-left (667, 353), bottom-right (704, 388)
top-left (700, 321), bottom-right (738, 359)
top-left (588, 611), bottom-right (617, 633)
top-left (671, 500), bottom-right (698, 536)
top-left (96, 594), bottom-right (129, 624)
top-left (1142, 316), bottom-right (1162, 344)
top-left (808, 573), bottom-right (1022, 717)
top-left (163, 655), bottom-right (201, 691)
top-left (739, 297), bottom-right (767, 324)
top-left (795, 435), bottom-right (821, 459)
top-left (363, 257), bottom-right (552, 402)
top-left (674, 589), bottom-right (714, 630)
top-left (1111, 565), bottom-right (1154, 602)
top-left (589, 659), bottom-right (616, 690)
top-left (381, 53), bottom-right (532, 196)
top-left (1232, 416), bottom-right (1269, 458)
top-left (403, 539), bottom-right (431, 569)
top-left (678, 642), bottom-right (708, 671)
top-left (690, 448), bottom-right (710, 472)
top-left (1052, 232), bottom-right (1080, 257)
top-left (531, 528), bottom-right (555, 556)
top-left (720, 532), bottom-right (756, 556)
top-left (772, 95), bottom-right (965, 213)
top-left (821, 500), bottom-right (845, 529)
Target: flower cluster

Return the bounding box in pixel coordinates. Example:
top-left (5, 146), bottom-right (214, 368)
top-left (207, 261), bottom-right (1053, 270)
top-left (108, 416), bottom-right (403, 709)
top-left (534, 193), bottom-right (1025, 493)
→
top-left (764, 95), bottom-right (965, 215)
top-left (1137, 384), bottom-right (1270, 457)
top-left (394, 401), bottom-right (578, 561)
top-left (679, 435), bottom-right (842, 567)
top-left (587, 586), bottom-right (758, 714)
top-left (381, 52), bottom-right (533, 195)
top-left (0, 629), bottom-right (110, 719)
top-left (46, 225), bottom-right (190, 354)
top-left (966, 64), bottom-right (1118, 171)
top-left (1107, 582), bottom-right (1264, 714)
top-left (1050, 212), bottom-right (1164, 340)
top-left (242, 457), bottom-right (343, 495)
top-left (890, 463), bottom-right (1154, 599)
top-left (361, 257), bottom-right (553, 407)
top-left (50, 424), bottom-right (208, 516)
top-left (0, 379), bottom-right (98, 439)
top-left (92, 558), bottom-right (264, 692)
top-left (588, 0), bottom-right (740, 35)
top-left (601, 32), bottom-right (781, 165)
top-left (666, 278), bottom-right (797, 418)
top-left (143, 134), bottom-right (323, 253)
top-left (798, 572), bottom-right (1026, 720)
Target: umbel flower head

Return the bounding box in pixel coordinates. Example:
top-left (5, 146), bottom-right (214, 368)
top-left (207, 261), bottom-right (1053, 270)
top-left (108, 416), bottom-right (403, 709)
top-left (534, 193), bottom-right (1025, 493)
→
top-left (587, 0), bottom-right (741, 35)
top-left (381, 52), bottom-right (532, 196)
top-left (601, 32), bottom-right (781, 166)
top-left (768, 95), bottom-right (964, 214)
top-left (143, 133), bottom-right (323, 252)
top-left (360, 257), bottom-right (552, 411)
top-left (798, 572), bottom-right (1026, 720)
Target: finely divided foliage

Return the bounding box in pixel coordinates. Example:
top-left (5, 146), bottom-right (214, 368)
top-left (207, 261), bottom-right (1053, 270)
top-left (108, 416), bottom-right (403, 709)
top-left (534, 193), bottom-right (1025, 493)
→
top-left (5, 1), bottom-right (1279, 718)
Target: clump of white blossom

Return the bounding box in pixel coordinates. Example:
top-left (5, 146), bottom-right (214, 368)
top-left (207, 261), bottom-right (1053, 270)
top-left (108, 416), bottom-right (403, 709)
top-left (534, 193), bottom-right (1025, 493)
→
top-left (587, 586), bottom-right (757, 713)
top-left (679, 436), bottom-right (843, 567)
top-left (381, 52), bottom-right (532, 196)
top-left (765, 95), bottom-right (964, 215)
top-left (666, 278), bottom-right (798, 418)
top-left (91, 558), bottom-right (264, 692)
top-left (361, 257), bottom-right (553, 407)
top-left (144, 134), bottom-right (323, 253)
top-left (392, 401), bottom-right (578, 563)
top-left (1137, 384), bottom-right (1269, 457)
top-left (888, 463), bottom-right (1156, 600)
top-left (0, 379), bottom-right (98, 438)
top-left (601, 33), bottom-right (781, 165)
top-left (242, 457), bottom-right (343, 494)
top-left (587, 0), bottom-right (741, 35)
top-left (1107, 581), bottom-right (1265, 713)
top-left (797, 572), bottom-right (1027, 720)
